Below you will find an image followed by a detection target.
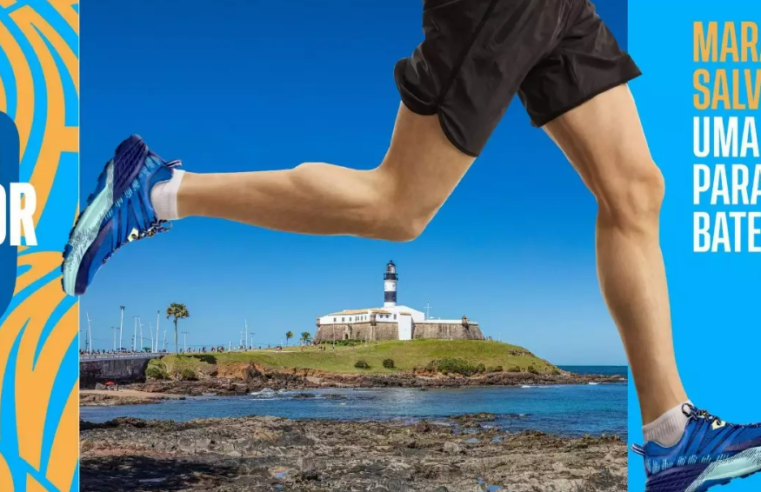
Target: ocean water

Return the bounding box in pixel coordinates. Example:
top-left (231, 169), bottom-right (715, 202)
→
top-left (82, 383), bottom-right (627, 438)
top-left (558, 365), bottom-right (628, 377)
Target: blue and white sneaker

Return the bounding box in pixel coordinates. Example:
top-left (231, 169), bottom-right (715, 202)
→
top-left (62, 135), bottom-right (180, 296)
top-left (633, 404), bottom-right (761, 492)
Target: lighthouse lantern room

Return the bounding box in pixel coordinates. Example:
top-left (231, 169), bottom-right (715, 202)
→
top-left (384, 260), bottom-right (398, 308)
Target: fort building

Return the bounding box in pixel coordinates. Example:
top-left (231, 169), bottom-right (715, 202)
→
top-left (314, 261), bottom-right (484, 343)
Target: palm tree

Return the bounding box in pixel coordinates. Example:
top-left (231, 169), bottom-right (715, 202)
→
top-left (301, 331), bottom-right (312, 346)
top-left (166, 303), bottom-right (189, 354)
top-left (285, 331), bottom-right (293, 347)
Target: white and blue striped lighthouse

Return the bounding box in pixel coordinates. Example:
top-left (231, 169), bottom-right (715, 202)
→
top-left (384, 260), bottom-right (398, 308)
top-left (314, 258), bottom-right (485, 343)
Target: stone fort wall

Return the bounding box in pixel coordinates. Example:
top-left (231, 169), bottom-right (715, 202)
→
top-left (412, 322), bottom-right (484, 341)
top-left (313, 323), bottom-right (397, 343)
top-left (314, 321), bottom-right (484, 343)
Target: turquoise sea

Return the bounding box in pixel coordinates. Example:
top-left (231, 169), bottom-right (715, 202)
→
top-left (558, 365), bottom-right (628, 377)
top-left (82, 366), bottom-right (628, 438)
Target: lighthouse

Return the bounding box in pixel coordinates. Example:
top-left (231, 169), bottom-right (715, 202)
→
top-left (384, 260), bottom-right (398, 308)
top-left (314, 258), bottom-right (486, 343)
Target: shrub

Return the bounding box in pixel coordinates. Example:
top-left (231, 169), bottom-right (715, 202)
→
top-left (476, 363), bottom-right (486, 374)
top-left (552, 368), bottom-right (561, 376)
top-left (426, 358), bottom-right (479, 377)
top-left (382, 358), bottom-right (395, 369)
top-left (146, 365), bottom-right (167, 380)
top-left (146, 361), bottom-right (168, 380)
top-left (180, 368), bottom-right (197, 381)
top-left (486, 366), bottom-right (503, 373)
top-left (507, 366), bottom-right (521, 373)
top-left (354, 360), bottom-right (370, 369)
top-left (527, 365), bottom-right (539, 375)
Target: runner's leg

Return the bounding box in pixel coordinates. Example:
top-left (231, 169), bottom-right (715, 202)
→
top-left (543, 84), bottom-right (688, 425)
top-left (175, 104), bottom-right (475, 241)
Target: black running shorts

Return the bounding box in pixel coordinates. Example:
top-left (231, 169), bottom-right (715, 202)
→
top-left (395, 0), bottom-right (641, 157)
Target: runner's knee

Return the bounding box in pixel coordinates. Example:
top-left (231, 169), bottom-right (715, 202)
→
top-left (371, 193), bottom-right (434, 242)
top-left (291, 162), bottom-right (432, 241)
top-left (596, 160), bottom-right (665, 230)
top-left (367, 169), bottom-right (437, 242)
top-left (376, 209), bottom-right (431, 242)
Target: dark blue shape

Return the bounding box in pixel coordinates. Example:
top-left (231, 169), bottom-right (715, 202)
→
top-left (0, 111), bottom-right (19, 318)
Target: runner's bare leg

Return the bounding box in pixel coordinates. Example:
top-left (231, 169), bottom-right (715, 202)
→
top-left (543, 84), bottom-right (688, 425)
top-left (177, 86), bottom-right (684, 425)
top-left (177, 104), bottom-right (474, 241)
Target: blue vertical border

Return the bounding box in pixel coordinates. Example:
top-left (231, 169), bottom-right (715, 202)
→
top-left (629, 1), bottom-right (761, 491)
top-left (0, 1), bottom-right (79, 491)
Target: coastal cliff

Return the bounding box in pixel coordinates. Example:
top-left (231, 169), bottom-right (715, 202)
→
top-left (105, 340), bottom-right (624, 396)
top-left (130, 366), bottom-right (623, 397)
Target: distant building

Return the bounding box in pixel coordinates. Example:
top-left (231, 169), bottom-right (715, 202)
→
top-left (314, 261), bottom-right (484, 343)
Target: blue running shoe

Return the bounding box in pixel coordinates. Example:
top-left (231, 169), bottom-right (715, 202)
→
top-left (633, 404), bottom-right (761, 492)
top-left (62, 135), bottom-right (180, 296)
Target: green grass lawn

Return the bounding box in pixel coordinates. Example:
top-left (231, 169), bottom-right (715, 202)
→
top-left (153, 339), bottom-right (557, 376)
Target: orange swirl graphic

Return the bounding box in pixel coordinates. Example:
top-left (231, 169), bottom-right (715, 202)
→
top-left (0, 2), bottom-right (79, 491)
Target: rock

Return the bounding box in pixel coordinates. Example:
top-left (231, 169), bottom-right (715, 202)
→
top-left (415, 421), bottom-right (431, 433)
top-left (194, 438), bottom-right (212, 452)
top-left (125, 360), bottom-right (621, 398)
top-left (443, 441), bottom-right (463, 454)
top-left (80, 415), bottom-right (627, 491)
top-left (219, 442), bottom-right (236, 453)
top-left (297, 457), bottom-right (319, 481)
top-left (299, 469), bottom-right (320, 481)
top-left (178, 438), bottom-right (194, 453)
top-left (451, 413), bottom-right (496, 425)
top-left (112, 417), bottom-right (147, 428)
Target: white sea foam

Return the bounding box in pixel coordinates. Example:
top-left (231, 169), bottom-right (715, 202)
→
top-left (250, 388), bottom-right (277, 398)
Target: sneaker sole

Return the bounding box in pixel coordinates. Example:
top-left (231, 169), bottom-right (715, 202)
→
top-left (61, 136), bottom-right (147, 296)
top-left (688, 448), bottom-right (761, 492)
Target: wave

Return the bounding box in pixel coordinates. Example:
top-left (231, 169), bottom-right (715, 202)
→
top-left (250, 388), bottom-right (278, 398)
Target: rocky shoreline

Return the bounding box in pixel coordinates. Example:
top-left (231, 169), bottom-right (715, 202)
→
top-left (125, 365), bottom-right (625, 398)
top-left (80, 413), bottom-right (627, 491)
top-left (80, 390), bottom-right (186, 407)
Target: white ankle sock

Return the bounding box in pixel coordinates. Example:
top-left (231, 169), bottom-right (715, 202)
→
top-left (151, 169), bottom-right (185, 221)
top-left (643, 401), bottom-right (692, 447)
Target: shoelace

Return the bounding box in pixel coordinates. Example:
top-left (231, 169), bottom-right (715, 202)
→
top-left (682, 403), bottom-right (730, 428)
top-left (682, 403), bottom-right (761, 429)
top-left (127, 220), bottom-right (172, 242)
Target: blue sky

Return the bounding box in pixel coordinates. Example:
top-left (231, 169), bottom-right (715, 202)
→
top-left (80, 0), bottom-right (629, 365)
